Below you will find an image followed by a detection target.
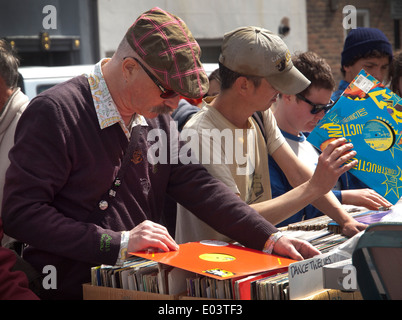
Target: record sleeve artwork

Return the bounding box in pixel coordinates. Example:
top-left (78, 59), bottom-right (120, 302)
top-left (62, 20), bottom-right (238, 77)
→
top-left (308, 70), bottom-right (402, 204)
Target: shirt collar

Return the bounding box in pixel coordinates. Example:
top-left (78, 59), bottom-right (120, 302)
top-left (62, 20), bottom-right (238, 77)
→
top-left (280, 129), bottom-right (306, 142)
top-left (86, 58), bottom-right (147, 139)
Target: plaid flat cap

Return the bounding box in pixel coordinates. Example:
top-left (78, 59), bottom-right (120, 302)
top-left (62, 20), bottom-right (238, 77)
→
top-left (125, 7), bottom-right (209, 99)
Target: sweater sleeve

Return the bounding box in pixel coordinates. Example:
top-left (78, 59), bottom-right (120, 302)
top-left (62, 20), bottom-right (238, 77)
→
top-left (2, 95), bottom-right (121, 266)
top-left (166, 152), bottom-right (278, 251)
top-left (161, 115), bottom-right (278, 251)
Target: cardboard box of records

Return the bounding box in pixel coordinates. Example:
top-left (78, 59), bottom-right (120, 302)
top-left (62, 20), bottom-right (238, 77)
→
top-left (83, 258), bottom-right (188, 300)
top-left (84, 208), bottom-right (391, 301)
top-left (83, 241), bottom-right (294, 300)
top-left (82, 234), bottom-right (356, 301)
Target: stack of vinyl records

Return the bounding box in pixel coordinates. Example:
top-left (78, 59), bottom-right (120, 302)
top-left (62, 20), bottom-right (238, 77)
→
top-left (183, 230), bottom-right (350, 300)
top-left (91, 257), bottom-right (162, 293)
top-left (89, 208), bottom-right (391, 300)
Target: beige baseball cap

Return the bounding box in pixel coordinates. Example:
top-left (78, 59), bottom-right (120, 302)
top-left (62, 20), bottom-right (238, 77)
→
top-left (218, 26), bottom-right (310, 94)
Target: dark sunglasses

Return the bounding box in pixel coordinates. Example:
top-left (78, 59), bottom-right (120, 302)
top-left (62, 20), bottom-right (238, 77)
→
top-left (123, 56), bottom-right (177, 99)
top-left (296, 93), bottom-right (334, 114)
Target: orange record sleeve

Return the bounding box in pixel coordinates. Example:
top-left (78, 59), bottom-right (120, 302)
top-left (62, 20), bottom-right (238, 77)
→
top-left (130, 240), bottom-right (296, 280)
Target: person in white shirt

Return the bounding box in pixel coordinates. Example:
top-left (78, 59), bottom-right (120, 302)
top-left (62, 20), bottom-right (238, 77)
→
top-left (270, 51), bottom-right (392, 227)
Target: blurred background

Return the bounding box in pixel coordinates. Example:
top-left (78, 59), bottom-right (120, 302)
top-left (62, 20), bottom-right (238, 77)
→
top-left (0, 0), bottom-right (400, 85)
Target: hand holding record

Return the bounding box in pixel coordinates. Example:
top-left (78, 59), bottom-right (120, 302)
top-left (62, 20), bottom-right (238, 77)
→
top-left (310, 137), bottom-right (358, 194)
top-left (127, 220), bottom-right (179, 254)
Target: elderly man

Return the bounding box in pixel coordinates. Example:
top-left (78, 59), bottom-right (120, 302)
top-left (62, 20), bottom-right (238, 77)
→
top-left (2, 8), bottom-right (320, 300)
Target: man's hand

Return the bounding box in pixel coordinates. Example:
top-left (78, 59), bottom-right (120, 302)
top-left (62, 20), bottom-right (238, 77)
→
top-left (311, 138), bottom-right (358, 194)
top-left (272, 236), bottom-right (321, 261)
top-left (127, 220), bottom-right (179, 253)
top-left (340, 220), bottom-right (367, 237)
top-left (341, 188), bottom-right (392, 210)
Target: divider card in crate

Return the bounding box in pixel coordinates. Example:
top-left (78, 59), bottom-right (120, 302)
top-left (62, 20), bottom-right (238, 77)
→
top-left (307, 69), bottom-right (402, 204)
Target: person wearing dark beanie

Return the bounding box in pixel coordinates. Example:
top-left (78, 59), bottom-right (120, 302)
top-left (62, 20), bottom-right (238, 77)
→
top-left (332, 27), bottom-right (393, 101)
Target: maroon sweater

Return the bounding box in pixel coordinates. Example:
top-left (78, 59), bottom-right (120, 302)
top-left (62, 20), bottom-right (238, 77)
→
top-left (2, 75), bottom-right (277, 299)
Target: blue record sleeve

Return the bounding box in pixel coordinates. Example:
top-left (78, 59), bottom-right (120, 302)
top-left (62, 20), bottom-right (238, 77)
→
top-left (307, 69), bottom-right (402, 204)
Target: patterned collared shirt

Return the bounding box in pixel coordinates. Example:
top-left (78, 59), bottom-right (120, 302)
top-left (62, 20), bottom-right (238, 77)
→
top-left (85, 58), bottom-right (147, 265)
top-left (86, 58), bottom-right (148, 139)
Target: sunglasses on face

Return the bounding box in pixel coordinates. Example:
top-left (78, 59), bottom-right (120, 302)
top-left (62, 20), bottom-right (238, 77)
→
top-left (296, 93), bottom-right (334, 114)
top-left (123, 57), bottom-right (178, 99)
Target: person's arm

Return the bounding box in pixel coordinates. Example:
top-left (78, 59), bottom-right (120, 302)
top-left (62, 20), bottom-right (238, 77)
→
top-left (272, 235), bottom-right (320, 261)
top-left (268, 138), bottom-right (366, 237)
top-left (166, 120), bottom-right (318, 260)
top-left (251, 170), bottom-right (324, 225)
top-left (337, 162), bottom-right (391, 209)
top-left (251, 139), bottom-right (345, 224)
top-left (168, 161), bottom-right (320, 260)
top-left (341, 189), bottom-right (392, 210)
top-left (2, 96), bottom-right (122, 266)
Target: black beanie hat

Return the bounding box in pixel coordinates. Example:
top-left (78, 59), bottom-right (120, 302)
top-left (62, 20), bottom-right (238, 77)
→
top-left (341, 27), bottom-right (393, 67)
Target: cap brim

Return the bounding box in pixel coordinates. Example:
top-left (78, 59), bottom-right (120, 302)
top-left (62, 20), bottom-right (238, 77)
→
top-left (267, 66), bottom-right (310, 95)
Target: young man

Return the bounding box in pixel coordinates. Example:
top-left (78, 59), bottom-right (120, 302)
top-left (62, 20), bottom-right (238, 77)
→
top-left (2, 8), bottom-right (319, 300)
top-left (175, 27), bottom-right (366, 244)
top-left (332, 27), bottom-right (393, 101)
top-left (270, 51), bottom-right (392, 227)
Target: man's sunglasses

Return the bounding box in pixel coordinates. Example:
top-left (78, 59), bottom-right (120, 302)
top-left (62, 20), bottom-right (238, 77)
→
top-left (296, 93), bottom-right (334, 114)
top-left (123, 56), bottom-right (177, 99)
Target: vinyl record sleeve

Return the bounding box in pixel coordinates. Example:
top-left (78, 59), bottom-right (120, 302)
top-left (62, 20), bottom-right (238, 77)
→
top-left (130, 240), bottom-right (295, 280)
top-left (307, 69), bottom-right (402, 204)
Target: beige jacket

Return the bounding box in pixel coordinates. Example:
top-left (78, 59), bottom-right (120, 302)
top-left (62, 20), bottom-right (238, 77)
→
top-left (0, 88), bottom-right (29, 245)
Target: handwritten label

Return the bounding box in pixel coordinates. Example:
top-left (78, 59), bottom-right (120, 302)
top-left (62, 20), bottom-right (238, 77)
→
top-left (288, 252), bottom-right (348, 300)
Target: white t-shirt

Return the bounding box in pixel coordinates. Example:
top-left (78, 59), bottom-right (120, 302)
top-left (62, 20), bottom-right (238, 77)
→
top-left (282, 130), bottom-right (341, 190)
top-left (281, 131), bottom-right (319, 172)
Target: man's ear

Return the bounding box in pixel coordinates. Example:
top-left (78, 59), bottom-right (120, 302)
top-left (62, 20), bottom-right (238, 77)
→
top-left (282, 93), bottom-right (295, 104)
top-left (343, 65), bottom-right (351, 73)
top-left (122, 57), bottom-right (137, 81)
top-left (235, 76), bottom-right (251, 96)
top-left (343, 65), bottom-right (354, 80)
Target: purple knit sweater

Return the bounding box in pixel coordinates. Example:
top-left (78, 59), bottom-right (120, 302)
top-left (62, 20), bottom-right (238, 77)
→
top-left (2, 75), bottom-right (277, 299)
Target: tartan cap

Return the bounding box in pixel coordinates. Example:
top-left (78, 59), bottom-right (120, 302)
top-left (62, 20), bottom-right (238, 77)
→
top-left (125, 7), bottom-right (209, 99)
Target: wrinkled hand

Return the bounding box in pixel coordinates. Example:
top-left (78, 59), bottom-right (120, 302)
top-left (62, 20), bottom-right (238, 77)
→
top-left (273, 236), bottom-right (321, 261)
top-left (127, 220), bottom-right (179, 253)
top-left (341, 188), bottom-right (392, 210)
top-left (312, 138), bottom-right (358, 194)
